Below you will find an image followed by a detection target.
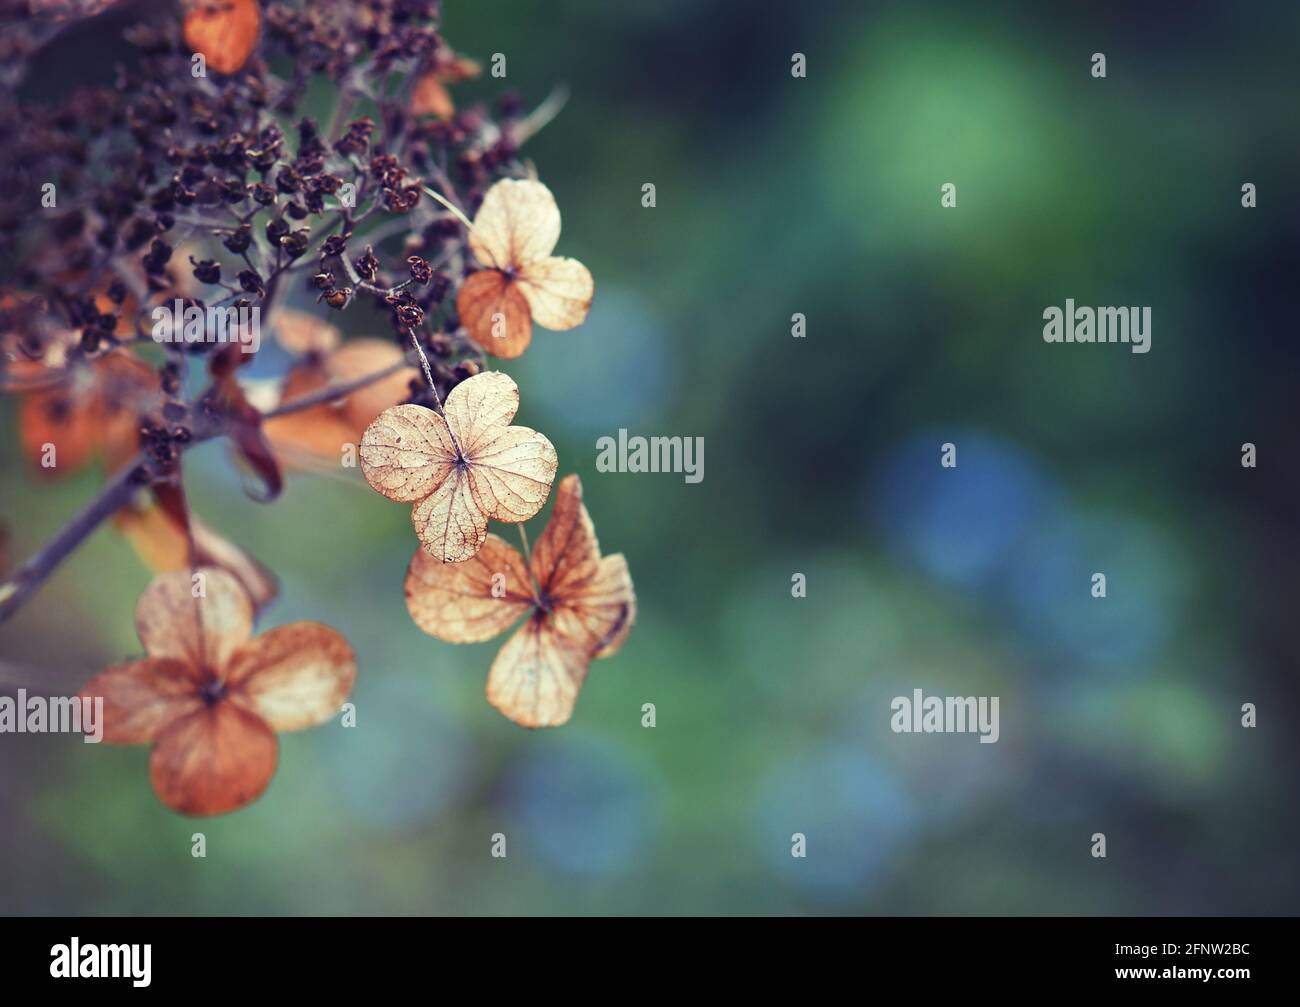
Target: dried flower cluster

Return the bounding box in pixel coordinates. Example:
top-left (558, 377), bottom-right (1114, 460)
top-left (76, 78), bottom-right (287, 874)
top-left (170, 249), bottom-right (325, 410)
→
top-left (0, 0), bottom-right (633, 815)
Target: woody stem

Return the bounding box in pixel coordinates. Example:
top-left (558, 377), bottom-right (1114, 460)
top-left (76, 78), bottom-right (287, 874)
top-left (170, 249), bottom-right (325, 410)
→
top-left (0, 462), bottom-right (141, 625)
top-left (420, 186), bottom-right (475, 232)
top-left (405, 326), bottom-right (440, 405)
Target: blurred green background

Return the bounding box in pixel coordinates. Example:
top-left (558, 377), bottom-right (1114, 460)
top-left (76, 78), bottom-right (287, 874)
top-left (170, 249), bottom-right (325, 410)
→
top-left (3, 0), bottom-right (1299, 915)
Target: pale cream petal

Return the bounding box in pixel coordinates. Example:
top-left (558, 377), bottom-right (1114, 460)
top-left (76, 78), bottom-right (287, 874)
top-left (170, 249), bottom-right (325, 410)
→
top-left (360, 403), bottom-right (457, 503)
top-left (561, 553), bottom-right (636, 658)
top-left (442, 370), bottom-right (521, 451)
top-left (225, 623), bottom-right (356, 732)
top-left (486, 616), bottom-right (588, 728)
top-left (404, 536), bottom-right (533, 642)
top-left (517, 256), bottom-right (594, 331)
top-left (135, 568), bottom-right (253, 673)
top-left (468, 178), bottom-right (561, 270)
top-left (466, 425), bottom-right (558, 524)
top-left (411, 467), bottom-right (488, 563)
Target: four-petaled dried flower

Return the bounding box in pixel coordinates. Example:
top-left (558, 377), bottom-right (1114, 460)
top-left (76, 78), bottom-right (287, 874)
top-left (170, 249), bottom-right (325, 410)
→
top-left (359, 371), bottom-right (557, 563)
top-left (79, 568), bottom-right (355, 815)
top-left (456, 179), bottom-right (594, 359)
top-left (405, 475), bottom-right (635, 727)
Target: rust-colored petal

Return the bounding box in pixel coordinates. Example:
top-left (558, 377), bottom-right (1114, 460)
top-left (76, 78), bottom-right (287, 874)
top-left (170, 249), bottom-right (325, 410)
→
top-left (148, 702), bottom-right (277, 816)
top-left (359, 403), bottom-right (457, 503)
top-left (78, 658), bottom-right (204, 744)
top-left (529, 474), bottom-right (602, 598)
top-left (556, 553), bottom-right (636, 658)
top-left (134, 567), bottom-right (253, 673)
top-left (183, 0), bottom-right (260, 76)
top-left (456, 269), bottom-right (533, 358)
top-left (225, 622), bottom-right (356, 732)
top-left (405, 535), bottom-right (533, 642)
top-left (330, 339), bottom-right (419, 429)
top-left (517, 256), bottom-right (594, 332)
top-left (486, 615), bottom-right (589, 728)
top-left (21, 349), bottom-right (159, 476)
top-left (19, 387), bottom-right (96, 475)
top-left (263, 363), bottom-right (359, 463)
top-left (410, 74), bottom-right (454, 119)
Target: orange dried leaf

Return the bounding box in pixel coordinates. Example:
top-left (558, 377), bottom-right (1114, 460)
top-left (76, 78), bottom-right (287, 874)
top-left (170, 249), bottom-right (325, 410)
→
top-left (455, 179), bottom-right (594, 359)
top-left (264, 337), bottom-right (417, 467)
top-left (359, 371), bottom-right (557, 563)
top-left (272, 308), bottom-right (341, 356)
top-left (410, 75), bottom-right (455, 120)
top-left (183, 0), bottom-right (260, 76)
top-left (403, 475), bottom-right (635, 727)
top-left (113, 502), bottom-right (279, 614)
top-left (18, 348), bottom-right (158, 477)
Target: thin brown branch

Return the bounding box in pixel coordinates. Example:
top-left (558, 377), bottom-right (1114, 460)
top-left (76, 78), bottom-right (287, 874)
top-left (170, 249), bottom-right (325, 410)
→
top-left (262, 357), bottom-right (411, 418)
top-left (0, 461), bottom-right (142, 624)
top-left (0, 353), bottom-right (420, 624)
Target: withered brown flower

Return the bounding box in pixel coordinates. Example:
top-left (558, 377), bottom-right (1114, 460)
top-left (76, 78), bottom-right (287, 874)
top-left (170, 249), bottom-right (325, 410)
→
top-left (359, 370), bottom-right (557, 563)
top-left (455, 179), bottom-right (595, 359)
top-left (405, 475), bottom-right (634, 727)
top-left (79, 568), bottom-right (355, 815)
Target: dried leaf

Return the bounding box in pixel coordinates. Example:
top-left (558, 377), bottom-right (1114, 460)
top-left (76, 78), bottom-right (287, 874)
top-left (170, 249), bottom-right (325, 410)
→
top-left (410, 75), bottom-right (454, 120)
top-left (272, 308), bottom-right (341, 356)
top-left (455, 179), bottom-right (594, 359)
top-left (18, 348), bottom-right (157, 477)
top-left (264, 338), bottom-right (417, 466)
top-left (113, 496), bottom-right (279, 614)
top-left (183, 0), bottom-right (260, 76)
top-left (403, 474), bottom-right (635, 727)
top-left (359, 371), bottom-right (557, 563)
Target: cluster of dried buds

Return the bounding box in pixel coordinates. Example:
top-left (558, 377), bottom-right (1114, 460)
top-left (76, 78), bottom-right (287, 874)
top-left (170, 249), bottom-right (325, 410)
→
top-left (0, 0), bottom-right (632, 818)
